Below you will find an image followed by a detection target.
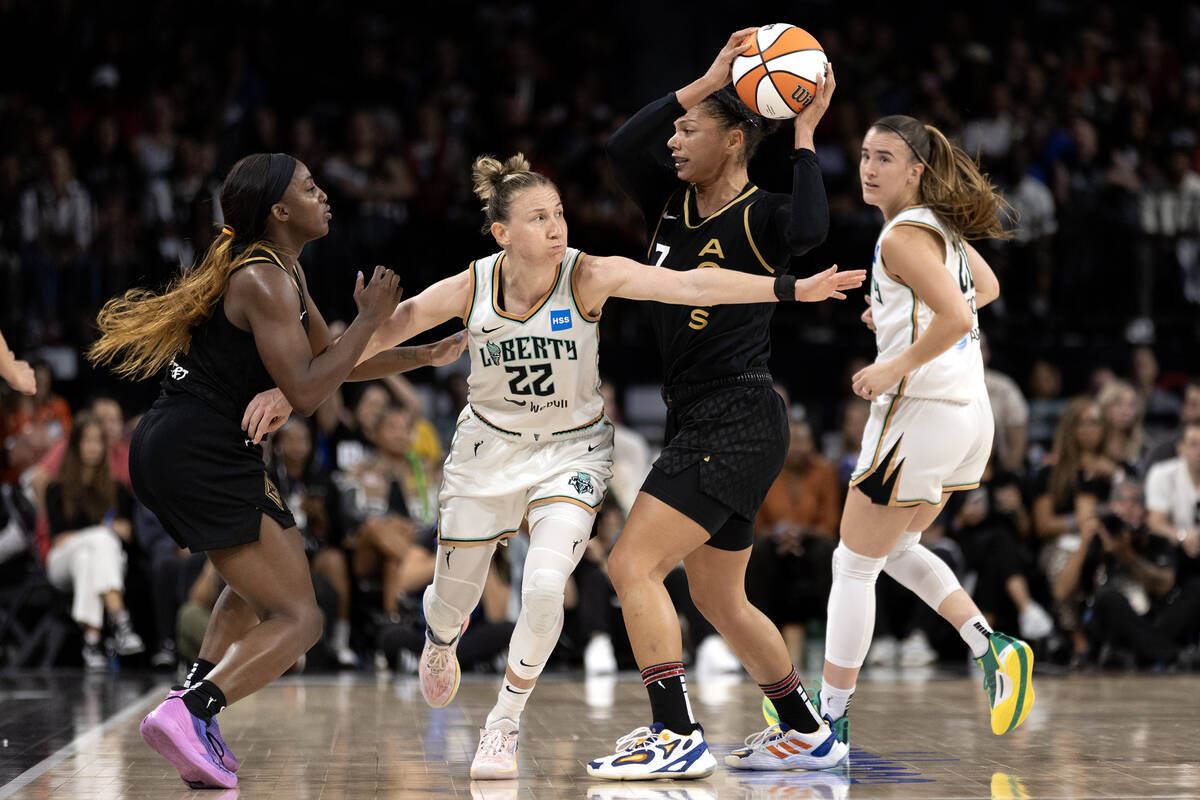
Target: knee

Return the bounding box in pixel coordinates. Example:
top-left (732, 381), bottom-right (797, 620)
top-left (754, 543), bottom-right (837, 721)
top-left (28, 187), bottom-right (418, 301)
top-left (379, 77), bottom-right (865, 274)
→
top-left (298, 603), bottom-right (324, 650)
top-left (832, 542), bottom-right (888, 586)
top-left (521, 569), bottom-right (567, 636)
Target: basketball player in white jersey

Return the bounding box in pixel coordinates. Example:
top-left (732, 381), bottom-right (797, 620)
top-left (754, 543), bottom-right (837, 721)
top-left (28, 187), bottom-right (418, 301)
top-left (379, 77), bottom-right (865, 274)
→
top-left (778, 115), bottom-right (1035, 743)
top-left (361, 153), bottom-right (863, 779)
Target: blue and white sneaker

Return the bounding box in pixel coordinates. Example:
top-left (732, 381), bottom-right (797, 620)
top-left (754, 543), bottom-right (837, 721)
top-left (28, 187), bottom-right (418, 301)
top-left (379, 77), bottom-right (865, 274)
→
top-left (587, 723), bottom-right (716, 780)
top-left (724, 721), bottom-right (848, 771)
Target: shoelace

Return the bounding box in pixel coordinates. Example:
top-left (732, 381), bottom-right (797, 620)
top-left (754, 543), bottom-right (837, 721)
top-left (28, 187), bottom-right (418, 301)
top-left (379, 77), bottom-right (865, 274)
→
top-left (614, 726), bottom-right (656, 752)
top-left (425, 646), bottom-right (451, 673)
top-left (478, 727), bottom-right (515, 758)
top-left (741, 723), bottom-right (786, 749)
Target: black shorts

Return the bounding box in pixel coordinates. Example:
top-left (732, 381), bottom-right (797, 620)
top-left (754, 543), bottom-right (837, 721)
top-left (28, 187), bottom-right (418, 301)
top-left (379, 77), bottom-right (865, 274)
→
top-left (642, 376), bottom-right (788, 551)
top-left (130, 394), bottom-right (296, 552)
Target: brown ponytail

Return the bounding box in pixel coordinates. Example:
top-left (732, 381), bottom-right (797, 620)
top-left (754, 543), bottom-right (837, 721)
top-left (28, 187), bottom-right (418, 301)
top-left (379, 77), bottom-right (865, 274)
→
top-left (872, 115), bottom-right (1012, 241)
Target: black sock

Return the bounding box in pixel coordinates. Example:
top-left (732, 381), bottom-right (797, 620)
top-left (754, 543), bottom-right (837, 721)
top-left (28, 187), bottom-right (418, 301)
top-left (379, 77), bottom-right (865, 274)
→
top-left (641, 662), bottom-right (697, 734)
top-left (181, 679), bottom-right (227, 722)
top-left (180, 658), bottom-right (216, 690)
top-left (761, 668), bottom-right (821, 734)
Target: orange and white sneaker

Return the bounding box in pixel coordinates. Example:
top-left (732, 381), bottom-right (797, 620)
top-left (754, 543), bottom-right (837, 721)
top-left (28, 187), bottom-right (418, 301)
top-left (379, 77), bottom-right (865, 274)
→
top-left (724, 721), bottom-right (848, 771)
top-left (470, 719), bottom-right (519, 779)
top-left (587, 723), bottom-right (716, 780)
top-left (419, 618), bottom-right (469, 708)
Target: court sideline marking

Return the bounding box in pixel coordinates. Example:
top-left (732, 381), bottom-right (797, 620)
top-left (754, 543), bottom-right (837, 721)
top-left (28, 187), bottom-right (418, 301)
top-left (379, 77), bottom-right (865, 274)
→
top-left (0, 683), bottom-right (167, 800)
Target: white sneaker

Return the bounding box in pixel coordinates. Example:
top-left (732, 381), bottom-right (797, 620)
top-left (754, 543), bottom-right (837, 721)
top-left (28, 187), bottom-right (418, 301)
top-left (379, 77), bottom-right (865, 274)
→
top-left (587, 724), bottom-right (716, 780)
top-left (1018, 602), bottom-right (1054, 640)
top-left (694, 635), bottom-right (741, 675)
top-left (898, 631), bottom-right (937, 667)
top-left (335, 646), bottom-right (360, 668)
top-left (584, 634), bottom-right (617, 675)
top-left (112, 626), bottom-right (145, 657)
top-left (82, 643), bottom-right (108, 671)
top-left (420, 618), bottom-right (469, 708)
top-left (865, 636), bottom-right (898, 666)
top-left (724, 722), bottom-right (848, 771)
top-left (470, 719), bottom-right (519, 779)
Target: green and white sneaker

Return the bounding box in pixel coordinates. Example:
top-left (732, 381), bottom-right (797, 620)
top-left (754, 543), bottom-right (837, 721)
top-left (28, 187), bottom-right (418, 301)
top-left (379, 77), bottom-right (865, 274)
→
top-left (977, 631), bottom-right (1034, 735)
top-left (762, 679), bottom-right (849, 745)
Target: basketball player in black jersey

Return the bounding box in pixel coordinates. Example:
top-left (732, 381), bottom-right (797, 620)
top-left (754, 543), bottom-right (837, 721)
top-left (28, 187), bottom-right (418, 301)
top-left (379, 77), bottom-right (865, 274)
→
top-left (589, 29), bottom-right (850, 777)
top-left (88, 153), bottom-right (461, 789)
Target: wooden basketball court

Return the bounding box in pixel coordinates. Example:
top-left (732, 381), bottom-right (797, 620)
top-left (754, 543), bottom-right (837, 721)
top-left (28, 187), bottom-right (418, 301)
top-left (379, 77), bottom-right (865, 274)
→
top-left (2, 669), bottom-right (1197, 799)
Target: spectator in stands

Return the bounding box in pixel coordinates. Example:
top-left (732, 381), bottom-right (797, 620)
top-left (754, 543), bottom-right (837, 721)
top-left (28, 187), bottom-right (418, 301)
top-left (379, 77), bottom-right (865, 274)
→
top-left (1058, 480), bottom-right (1200, 668)
top-left (1145, 419), bottom-right (1200, 586)
top-left (1098, 379), bottom-right (1145, 471)
top-left (982, 332), bottom-right (1029, 474)
top-left (43, 413), bottom-right (143, 668)
top-left (1035, 397), bottom-right (1120, 657)
top-left (1142, 377), bottom-right (1200, 475)
top-left (269, 418), bottom-right (357, 668)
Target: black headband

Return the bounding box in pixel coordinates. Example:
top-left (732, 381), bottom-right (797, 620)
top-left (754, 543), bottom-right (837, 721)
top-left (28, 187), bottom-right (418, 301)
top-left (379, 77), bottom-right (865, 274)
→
top-left (874, 121), bottom-right (931, 168)
top-left (252, 153), bottom-right (297, 230)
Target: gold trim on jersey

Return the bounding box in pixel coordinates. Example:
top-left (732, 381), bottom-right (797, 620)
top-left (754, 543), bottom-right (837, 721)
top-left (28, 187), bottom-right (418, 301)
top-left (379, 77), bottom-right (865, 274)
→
top-left (849, 396), bottom-right (900, 484)
top-left (491, 251), bottom-right (563, 322)
top-left (569, 252), bottom-right (602, 323)
top-left (470, 404), bottom-right (522, 437)
top-left (463, 260), bottom-right (478, 325)
top-left (527, 490), bottom-right (607, 514)
top-left (742, 202), bottom-right (774, 273)
top-left (890, 481), bottom-right (982, 507)
top-left (551, 412), bottom-right (606, 437)
top-left (683, 185), bottom-right (758, 229)
top-left (242, 247), bottom-right (302, 295)
top-left (647, 191), bottom-right (679, 260)
top-left (437, 522), bottom-right (521, 547)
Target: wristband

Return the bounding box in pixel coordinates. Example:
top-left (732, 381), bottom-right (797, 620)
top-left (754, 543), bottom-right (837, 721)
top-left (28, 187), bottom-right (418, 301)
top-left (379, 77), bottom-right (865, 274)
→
top-left (774, 274), bottom-right (797, 302)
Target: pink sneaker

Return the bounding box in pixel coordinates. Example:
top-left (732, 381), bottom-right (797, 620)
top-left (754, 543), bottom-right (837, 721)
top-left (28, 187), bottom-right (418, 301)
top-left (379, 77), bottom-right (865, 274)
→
top-left (167, 688), bottom-right (240, 772)
top-left (140, 697), bottom-right (237, 789)
top-left (470, 721), bottom-right (519, 779)
top-left (420, 617), bottom-right (469, 708)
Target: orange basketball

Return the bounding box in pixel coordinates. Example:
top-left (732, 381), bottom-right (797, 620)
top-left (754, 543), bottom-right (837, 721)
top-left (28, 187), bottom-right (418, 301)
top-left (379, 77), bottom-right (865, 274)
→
top-left (732, 23), bottom-right (827, 119)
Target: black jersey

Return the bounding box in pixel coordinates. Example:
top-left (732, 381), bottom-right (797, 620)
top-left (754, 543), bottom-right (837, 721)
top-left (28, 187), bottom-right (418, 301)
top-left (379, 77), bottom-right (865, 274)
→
top-left (161, 247), bottom-right (310, 422)
top-left (607, 93), bottom-right (829, 386)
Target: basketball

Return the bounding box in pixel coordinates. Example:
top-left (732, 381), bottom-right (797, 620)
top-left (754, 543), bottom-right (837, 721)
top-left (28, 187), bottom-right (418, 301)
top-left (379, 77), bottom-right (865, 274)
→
top-left (731, 23), bottom-right (827, 120)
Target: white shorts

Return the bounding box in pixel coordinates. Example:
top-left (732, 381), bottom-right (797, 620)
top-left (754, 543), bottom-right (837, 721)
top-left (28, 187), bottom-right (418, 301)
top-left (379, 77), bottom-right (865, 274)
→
top-left (437, 407), bottom-right (615, 546)
top-left (850, 393), bottom-right (993, 507)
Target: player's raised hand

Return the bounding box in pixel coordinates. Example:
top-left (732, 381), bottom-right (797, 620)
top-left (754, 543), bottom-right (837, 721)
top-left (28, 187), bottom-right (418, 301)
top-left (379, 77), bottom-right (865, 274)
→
top-left (794, 62), bottom-right (835, 142)
top-left (795, 264), bottom-right (867, 302)
top-left (701, 27), bottom-right (760, 88)
top-left (354, 265), bottom-right (404, 324)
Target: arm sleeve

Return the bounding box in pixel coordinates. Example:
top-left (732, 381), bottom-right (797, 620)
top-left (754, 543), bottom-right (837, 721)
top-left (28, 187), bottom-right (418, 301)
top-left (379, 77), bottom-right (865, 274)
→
top-left (606, 93), bottom-right (685, 223)
top-left (752, 149), bottom-right (830, 266)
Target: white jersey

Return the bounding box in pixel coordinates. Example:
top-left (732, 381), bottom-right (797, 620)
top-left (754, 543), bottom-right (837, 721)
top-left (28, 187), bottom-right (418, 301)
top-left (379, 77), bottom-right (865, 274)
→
top-left (463, 247), bottom-right (605, 439)
top-left (869, 206), bottom-right (985, 403)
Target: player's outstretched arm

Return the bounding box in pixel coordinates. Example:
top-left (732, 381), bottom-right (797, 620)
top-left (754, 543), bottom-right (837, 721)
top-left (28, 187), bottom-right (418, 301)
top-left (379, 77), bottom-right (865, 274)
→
top-left (575, 254), bottom-right (864, 312)
top-left (361, 270), bottom-right (472, 362)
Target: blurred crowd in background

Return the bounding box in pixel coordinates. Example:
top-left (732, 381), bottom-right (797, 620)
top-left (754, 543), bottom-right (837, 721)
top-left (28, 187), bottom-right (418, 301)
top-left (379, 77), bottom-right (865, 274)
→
top-left (2, 0), bottom-right (1199, 676)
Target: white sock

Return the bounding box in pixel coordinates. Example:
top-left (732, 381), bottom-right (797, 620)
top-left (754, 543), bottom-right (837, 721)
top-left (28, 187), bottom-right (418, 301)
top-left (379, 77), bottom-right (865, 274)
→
top-left (487, 678), bottom-right (530, 727)
top-left (819, 681), bottom-right (855, 721)
top-left (960, 615), bottom-right (993, 658)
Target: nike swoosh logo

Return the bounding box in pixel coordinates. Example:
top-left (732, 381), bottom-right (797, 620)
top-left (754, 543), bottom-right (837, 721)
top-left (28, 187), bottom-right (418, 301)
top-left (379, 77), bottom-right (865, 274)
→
top-left (663, 213), bottom-right (678, 220)
top-left (587, 444), bottom-right (597, 451)
top-left (482, 325), bottom-right (503, 334)
top-left (519, 658), bottom-right (542, 668)
top-left (504, 397), bottom-right (527, 407)
top-left (504, 685), bottom-right (529, 695)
